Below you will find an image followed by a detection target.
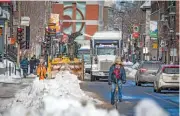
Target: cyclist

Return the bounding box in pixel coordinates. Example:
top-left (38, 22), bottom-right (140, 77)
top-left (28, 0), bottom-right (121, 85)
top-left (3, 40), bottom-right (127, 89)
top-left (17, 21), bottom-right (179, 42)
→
top-left (108, 58), bottom-right (126, 105)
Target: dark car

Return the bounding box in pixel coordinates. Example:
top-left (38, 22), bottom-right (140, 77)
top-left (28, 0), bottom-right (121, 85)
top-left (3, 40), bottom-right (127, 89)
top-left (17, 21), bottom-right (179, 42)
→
top-left (135, 61), bottom-right (162, 86)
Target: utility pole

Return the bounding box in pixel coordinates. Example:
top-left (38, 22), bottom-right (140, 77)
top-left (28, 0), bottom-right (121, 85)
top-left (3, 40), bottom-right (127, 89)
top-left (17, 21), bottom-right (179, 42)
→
top-left (17, 1), bottom-right (21, 66)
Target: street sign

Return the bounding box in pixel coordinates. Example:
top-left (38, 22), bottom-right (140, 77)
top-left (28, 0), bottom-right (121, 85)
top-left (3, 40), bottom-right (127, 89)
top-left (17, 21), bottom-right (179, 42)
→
top-left (143, 47), bottom-right (148, 54)
top-left (21, 16), bottom-right (30, 26)
top-left (152, 43), bottom-right (158, 49)
top-left (8, 37), bottom-right (16, 45)
top-left (170, 48), bottom-right (177, 56)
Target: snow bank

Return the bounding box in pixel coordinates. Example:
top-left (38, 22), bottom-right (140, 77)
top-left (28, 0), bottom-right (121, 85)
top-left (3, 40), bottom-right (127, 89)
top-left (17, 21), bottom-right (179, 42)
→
top-left (0, 59), bottom-right (21, 83)
top-left (0, 62), bottom-right (5, 68)
top-left (135, 99), bottom-right (169, 116)
top-left (3, 96), bottom-right (119, 116)
top-left (0, 71), bottom-right (100, 112)
top-left (3, 97), bottom-right (169, 116)
top-left (124, 67), bottom-right (137, 79)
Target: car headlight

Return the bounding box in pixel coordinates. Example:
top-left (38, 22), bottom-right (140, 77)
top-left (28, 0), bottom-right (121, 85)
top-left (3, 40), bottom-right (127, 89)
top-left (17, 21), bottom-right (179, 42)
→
top-left (92, 67), bottom-right (98, 70)
top-left (92, 65), bottom-right (98, 70)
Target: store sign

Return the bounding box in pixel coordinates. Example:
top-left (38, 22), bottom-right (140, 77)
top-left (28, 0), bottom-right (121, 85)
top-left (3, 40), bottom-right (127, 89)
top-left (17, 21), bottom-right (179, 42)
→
top-left (8, 37), bottom-right (16, 45)
top-left (49, 13), bottom-right (60, 33)
top-left (149, 21), bottom-right (158, 39)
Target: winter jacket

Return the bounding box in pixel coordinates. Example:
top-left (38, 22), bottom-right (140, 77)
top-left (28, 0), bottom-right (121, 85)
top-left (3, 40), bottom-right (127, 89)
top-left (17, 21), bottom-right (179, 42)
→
top-left (20, 58), bottom-right (29, 69)
top-left (37, 64), bottom-right (47, 80)
top-left (29, 57), bottom-right (36, 68)
top-left (108, 64), bottom-right (126, 83)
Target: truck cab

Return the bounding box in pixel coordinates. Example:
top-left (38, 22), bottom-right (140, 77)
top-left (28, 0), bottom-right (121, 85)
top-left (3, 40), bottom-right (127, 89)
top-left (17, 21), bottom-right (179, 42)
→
top-left (90, 31), bottom-right (122, 81)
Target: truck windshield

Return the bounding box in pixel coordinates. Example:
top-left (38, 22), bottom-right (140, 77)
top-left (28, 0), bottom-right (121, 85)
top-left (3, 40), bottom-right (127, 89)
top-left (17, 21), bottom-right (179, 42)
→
top-left (97, 47), bottom-right (116, 55)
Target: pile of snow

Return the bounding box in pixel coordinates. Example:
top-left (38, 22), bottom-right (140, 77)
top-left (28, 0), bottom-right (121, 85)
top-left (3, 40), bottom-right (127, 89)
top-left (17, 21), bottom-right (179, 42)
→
top-left (124, 62), bottom-right (140, 79)
top-left (0, 62), bottom-right (5, 68)
top-left (124, 67), bottom-right (137, 79)
top-left (0, 59), bottom-right (21, 83)
top-left (0, 71), bottom-right (100, 112)
top-left (135, 99), bottom-right (169, 116)
top-left (3, 96), bottom-right (119, 116)
top-left (2, 97), bottom-right (169, 116)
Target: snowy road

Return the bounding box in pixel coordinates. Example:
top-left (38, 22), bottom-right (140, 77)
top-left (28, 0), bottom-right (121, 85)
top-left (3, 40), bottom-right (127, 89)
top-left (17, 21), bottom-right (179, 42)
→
top-left (80, 79), bottom-right (179, 116)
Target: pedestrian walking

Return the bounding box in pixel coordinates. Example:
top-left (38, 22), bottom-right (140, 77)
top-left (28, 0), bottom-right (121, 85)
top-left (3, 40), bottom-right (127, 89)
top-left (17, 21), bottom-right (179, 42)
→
top-left (20, 57), bottom-right (29, 78)
top-left (36, 60), bottom-right (47, 80)
top-left (29, 55), bottom-right (36, 74)
top-left (108, 58), bottom-right (126, 105)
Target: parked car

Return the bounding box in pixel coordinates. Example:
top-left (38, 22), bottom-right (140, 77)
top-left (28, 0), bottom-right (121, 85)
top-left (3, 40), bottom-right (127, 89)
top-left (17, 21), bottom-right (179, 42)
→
top-left (154, 65), bottom-right (179, 93)
top-left (135, 61), bottom-right (162, 86)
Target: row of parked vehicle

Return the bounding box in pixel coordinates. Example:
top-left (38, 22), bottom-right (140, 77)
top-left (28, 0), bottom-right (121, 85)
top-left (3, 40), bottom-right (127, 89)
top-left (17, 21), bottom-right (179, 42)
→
top-left (134, 61), bottom-right (179, 93)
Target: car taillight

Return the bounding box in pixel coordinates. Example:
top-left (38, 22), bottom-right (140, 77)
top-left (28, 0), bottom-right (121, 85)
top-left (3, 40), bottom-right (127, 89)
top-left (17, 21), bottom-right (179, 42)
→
top-left (140, 68), bottom-right (147, 73)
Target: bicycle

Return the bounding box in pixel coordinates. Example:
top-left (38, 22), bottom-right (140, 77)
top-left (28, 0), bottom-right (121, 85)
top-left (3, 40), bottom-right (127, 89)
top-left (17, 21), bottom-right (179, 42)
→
top-left (114, 78), bottom-right (122, 109)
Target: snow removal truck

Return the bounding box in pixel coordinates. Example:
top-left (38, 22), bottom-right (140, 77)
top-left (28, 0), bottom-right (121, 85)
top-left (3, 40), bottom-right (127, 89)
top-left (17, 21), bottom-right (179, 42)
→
top-left (90, 31), bottom-right (122, 81)
top-left (47, 32), bottom-right (85, 80)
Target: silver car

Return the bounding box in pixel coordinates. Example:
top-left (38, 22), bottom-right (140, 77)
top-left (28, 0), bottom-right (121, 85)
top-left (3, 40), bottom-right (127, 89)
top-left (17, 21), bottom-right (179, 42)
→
top-left (154, 65), bottom-right (179, 93)
top-left (135, 61), bottom-right (162, 86)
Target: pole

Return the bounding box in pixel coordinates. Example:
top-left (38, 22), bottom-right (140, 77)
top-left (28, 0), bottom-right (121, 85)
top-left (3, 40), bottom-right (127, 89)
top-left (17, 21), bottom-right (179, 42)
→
top-left (121, 15), bottom-right (124, 58)
top-left (17, 1), bottom-right (21, 66)
top-left (6, 35), bottom-right (8, 71)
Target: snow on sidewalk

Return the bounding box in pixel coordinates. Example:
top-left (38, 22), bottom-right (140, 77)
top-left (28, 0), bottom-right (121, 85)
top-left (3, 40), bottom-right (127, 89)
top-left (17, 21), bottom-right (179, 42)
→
top-left (1, 71), bottom-right (169, 116)
top-left (0, 71), bottom-right (101, 112)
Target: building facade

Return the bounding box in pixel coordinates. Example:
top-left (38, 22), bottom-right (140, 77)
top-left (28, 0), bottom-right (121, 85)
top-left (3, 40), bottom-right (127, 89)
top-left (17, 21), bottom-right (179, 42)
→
top-left (149, 1), bottom-right (179, 64)
top-left (51, 1), bottom-right (104, 46)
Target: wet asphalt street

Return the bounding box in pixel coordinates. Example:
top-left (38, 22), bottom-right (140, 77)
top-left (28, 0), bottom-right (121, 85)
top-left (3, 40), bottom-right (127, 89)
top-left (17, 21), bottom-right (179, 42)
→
top-left (80, 77), bottom-right (179, 116)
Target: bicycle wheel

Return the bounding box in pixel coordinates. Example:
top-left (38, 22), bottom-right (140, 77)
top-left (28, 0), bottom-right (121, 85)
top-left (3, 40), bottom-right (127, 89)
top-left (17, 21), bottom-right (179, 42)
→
top-left (114, 86), bottom-right (118, 109)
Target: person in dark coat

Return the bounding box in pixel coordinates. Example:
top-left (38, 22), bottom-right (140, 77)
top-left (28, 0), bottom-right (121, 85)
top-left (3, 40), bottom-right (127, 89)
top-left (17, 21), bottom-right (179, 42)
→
top-left (29, 56), bottom-right (36, 74)
top-left (20, 57), bottom-right (29, 78)
top-left (108, 58), bottom-right (126, 105)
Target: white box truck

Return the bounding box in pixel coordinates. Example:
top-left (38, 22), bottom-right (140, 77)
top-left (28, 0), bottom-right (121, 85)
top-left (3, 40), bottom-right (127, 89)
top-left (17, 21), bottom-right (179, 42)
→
top-left (90, 31), bottom-right (122, 81)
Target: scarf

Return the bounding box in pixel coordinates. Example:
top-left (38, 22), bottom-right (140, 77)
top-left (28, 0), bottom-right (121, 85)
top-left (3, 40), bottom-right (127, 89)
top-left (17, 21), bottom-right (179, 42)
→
top-left (113, 68), bottom-right (120, 79)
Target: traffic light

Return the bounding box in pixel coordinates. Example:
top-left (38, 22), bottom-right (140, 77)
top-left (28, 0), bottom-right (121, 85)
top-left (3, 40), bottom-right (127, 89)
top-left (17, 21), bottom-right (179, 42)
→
top-left (17, 27), bottom-right (26, 49)
top-left (17, 27), bottom-right (24, 42)
top-left (45, 32), bottom-right (51, 49)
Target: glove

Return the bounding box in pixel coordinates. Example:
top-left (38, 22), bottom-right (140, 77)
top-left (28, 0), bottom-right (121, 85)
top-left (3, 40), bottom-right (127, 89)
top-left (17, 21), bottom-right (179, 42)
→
top-left (108, 81), bottom-right (112, 85)
top-left (122, 80), bottom-right (126, 84)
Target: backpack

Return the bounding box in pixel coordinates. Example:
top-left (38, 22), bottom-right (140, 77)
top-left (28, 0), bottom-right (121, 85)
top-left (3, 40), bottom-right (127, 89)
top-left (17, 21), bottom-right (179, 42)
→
top-left (113, 68), bottom-right (120, 79)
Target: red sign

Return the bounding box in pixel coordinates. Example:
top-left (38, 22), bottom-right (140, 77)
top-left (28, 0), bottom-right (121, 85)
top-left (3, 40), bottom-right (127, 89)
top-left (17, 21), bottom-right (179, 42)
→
top-left (132, 32), bottom-right (139, 39)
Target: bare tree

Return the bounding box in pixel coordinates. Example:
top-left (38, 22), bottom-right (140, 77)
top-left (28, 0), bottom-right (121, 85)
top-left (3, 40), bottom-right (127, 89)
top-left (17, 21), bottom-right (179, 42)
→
top-left (111, 1), bottom-right (146, 37)
top-left (20, 1), bottom-right (51, 56)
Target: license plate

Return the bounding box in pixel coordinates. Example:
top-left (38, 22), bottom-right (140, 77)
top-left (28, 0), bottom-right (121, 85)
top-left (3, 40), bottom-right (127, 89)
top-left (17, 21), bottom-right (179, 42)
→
top-left (172, 77), bottom-right (178, 80)
top-left (104, 73), bottom-right (109, 76)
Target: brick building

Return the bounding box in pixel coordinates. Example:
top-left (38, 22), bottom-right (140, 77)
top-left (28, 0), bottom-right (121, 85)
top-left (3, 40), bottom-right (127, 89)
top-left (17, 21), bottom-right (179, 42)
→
top-left (51, 1), bottom-right (104, 45)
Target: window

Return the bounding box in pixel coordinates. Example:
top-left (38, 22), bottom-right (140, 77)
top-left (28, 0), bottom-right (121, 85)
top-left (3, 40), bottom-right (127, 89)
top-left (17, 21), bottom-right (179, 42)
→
top-left (163, 67), bottom-right (179, 74)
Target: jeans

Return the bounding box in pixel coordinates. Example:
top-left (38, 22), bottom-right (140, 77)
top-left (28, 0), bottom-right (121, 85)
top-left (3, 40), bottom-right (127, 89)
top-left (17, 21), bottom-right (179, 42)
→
top-left (22, 68), bottom-right (28, 78)
top-left (111, 80), bottom-right (122, 103)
